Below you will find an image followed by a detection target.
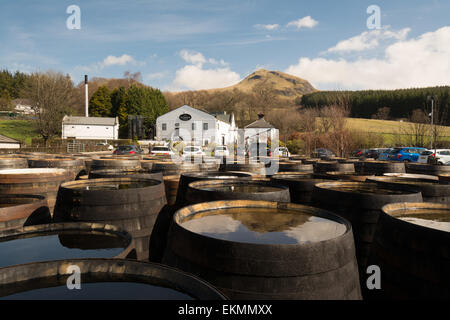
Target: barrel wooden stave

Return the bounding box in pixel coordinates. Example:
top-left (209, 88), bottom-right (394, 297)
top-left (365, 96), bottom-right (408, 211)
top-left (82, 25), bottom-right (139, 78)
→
top-left (0, 169), bottom-right (73, 215)
top-left (0, 158), bottom-right (28, 169)
top-left (311, 181), bottom-right (423, 273)
top-left (0, 195), bottom-right (51, 231)
top-left (368, 202), bottom-right (450, 299)
top-left (163, 200), bottom-right (362, 300)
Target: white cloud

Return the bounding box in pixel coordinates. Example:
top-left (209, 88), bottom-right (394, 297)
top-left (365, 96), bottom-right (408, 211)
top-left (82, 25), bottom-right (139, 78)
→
top-left (172, 50), bottom-right (241, 90)
top-left (101, 54), bottom-right (135, 67)
top-left (182, 215), bottom-right (241, 235)
top-left (285, 26), bottom-right (450, 90)
top-left (173, 65), bottom-right (241, 90)
top-left (254, 24), bottom-right (279, 31)
top-left (287, 16), bottom-right (318, 29)
top-left (179, 50), bottom-right (207, 66)
top-left (74, 53), bottom-right (144, 75)
top-left (328, 27), bottom-right (411, 53)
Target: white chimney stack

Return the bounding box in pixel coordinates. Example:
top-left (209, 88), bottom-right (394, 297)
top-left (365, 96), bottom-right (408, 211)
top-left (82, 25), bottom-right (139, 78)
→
top-left (85, 75), bottom-right (89, 117)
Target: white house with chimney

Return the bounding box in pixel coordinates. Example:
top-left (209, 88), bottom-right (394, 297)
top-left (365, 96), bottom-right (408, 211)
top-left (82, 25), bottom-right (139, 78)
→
top-left (62, 116), bottom-right (119, 140)
top-left (13, 99), bottom-right (34, 115)
top-left (244, 113), bottom-right (279, 145)
top-left (60, 75), bottom-right (121, 141)
top-left (155, 105), bottom-right (238, 146)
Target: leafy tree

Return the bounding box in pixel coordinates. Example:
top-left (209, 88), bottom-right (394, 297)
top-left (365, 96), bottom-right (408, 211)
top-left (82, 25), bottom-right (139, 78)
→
top-left (0, 89), bottom-right (13, 111)
top-left (0, 69), bottom-right (29, 99)
top-left (126, 84), bottom-right (169, 138)
top-left (89, 86), bottom-right (112, 117)
top-left (110, 87), bottom-right (129, 136)
top-left (11, 71), bottom-right (28, 98)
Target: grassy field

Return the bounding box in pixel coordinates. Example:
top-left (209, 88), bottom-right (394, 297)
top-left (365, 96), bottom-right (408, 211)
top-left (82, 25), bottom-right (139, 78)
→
top-left (345, 118), bottom-right (450, 145)
top-left (346, 118), bottom-right (450, 135)
top-left (0, 119), bottom-right (40, 146)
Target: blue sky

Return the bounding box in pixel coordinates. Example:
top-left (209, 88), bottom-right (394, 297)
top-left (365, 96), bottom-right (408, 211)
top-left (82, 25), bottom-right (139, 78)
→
top-left (1, 0), bottom-right (449, 91)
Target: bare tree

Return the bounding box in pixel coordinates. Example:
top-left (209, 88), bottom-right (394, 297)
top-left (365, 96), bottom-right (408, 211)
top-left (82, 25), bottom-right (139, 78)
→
top-left (431, 99), bottom-right (448, 148)
top-left (318, 97), bottom-right (351, 156)
top-left (317, 106), bottom-right (333, 134)
top-left (401, 109), bottom-right (429, 147)
top-left (297, 107), bottom-right (319, 155)
top-left (123, 71), bottom-right (142, 86)
top-left (23, 71), bottom-right (77, 145)
top-left (252, 81), bottom-right (278, 115)
top-left (266, 107), bottom-right (302, 143)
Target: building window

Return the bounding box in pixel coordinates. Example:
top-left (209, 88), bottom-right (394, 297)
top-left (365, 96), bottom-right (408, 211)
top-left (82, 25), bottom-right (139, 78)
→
top-left (162, 123), bottom-right (167, 131)
top-left (203, 123), bottom-right (208, 131)
top-left (192, 123), bottom-right (196, 130)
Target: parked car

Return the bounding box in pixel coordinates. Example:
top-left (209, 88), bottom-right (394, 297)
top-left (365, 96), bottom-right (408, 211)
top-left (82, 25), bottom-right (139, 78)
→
top-left (435, 149), bottom-right (450, 165)
top-left (149, 145), bottom-right (175, 156)
top-left (351, 149), bottom-right (368, 158)
top-left (274, 147), bottom-right (291, 158)
top-left (113, 145), bottom-right (144, 155)
top-left (311, 148), bottom-right (335, 158)
top-left (378, 148), bottom-right (394, 161)
top-left (418, 150), bottom-right (434, 164)
top-left (366, 148), bottom-right (390, 160)
top-left (418, 149), bottom-right (450, 165)
top-left (214, 145), bottom-right (230, 158)
top-left (385, 147), bottom-right (427, 162)
top-left (182, 146), bottom-right (205, 159)
top-left (96, 142), bottom-right (114, 151)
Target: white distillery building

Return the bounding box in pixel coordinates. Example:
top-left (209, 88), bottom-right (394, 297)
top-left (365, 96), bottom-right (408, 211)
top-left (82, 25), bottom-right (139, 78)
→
top-left (61, 116), bottom-right (119, 140)
top-left (155, 105), bottom-right (238, 146)
top-left (244, 113), bottom-right (279, 145)
top-left (0, 134), bottom-right (21, 149)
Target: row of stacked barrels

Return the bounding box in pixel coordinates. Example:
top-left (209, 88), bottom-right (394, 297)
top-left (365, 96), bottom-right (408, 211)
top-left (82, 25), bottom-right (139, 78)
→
top-left (0, 152), bottom-right (449, 300)
top-left (0, 152), bottom-right (227, 299)
top-left (163, 157), bottom-right (450, 300)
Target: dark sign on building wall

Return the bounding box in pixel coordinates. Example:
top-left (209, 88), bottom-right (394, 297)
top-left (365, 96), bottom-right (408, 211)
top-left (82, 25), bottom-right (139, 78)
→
top-left (179, 113), bottom-right (192, 121)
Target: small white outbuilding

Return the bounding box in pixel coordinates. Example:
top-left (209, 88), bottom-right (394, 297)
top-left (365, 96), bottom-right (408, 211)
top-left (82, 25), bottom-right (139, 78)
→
top-left (244, 113), bottom-right (279, 145)
top-left (0, 134), bottom-right (21, 149)
top-left (61, 116), bottom-right (119, 140)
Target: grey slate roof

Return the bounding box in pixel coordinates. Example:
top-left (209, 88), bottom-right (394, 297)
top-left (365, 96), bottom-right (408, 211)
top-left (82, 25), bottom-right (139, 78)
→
top-left (245, 118), bottom-right (275, 129)
top-left (0, 134), bottom-right (20, 144)
top-left (62, 116), bottom-right (118, 126)
top-left (211, 112), bottom-right (233, 124)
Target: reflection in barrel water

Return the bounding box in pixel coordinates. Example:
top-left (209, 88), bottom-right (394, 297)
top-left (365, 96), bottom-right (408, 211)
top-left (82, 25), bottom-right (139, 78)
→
top-left (181, 207), bottom-right (346, 245)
